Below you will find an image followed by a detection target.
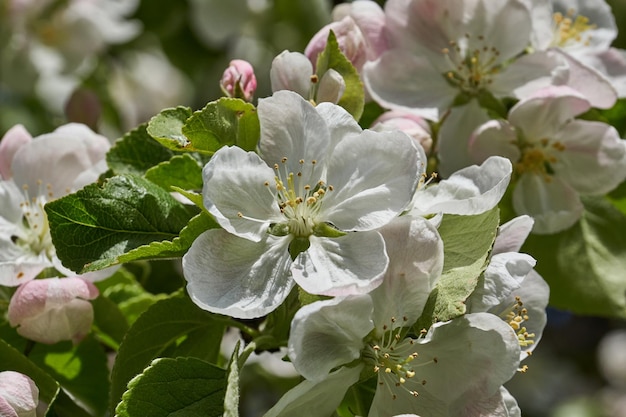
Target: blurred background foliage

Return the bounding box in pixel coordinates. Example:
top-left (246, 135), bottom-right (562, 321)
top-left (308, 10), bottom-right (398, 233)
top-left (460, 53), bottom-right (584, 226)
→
top-left (1, 0), bottom-right (626, 416)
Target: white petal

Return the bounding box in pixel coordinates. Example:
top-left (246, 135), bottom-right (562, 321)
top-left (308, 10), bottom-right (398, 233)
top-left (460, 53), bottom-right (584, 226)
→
top-left (412, 156), bottom-right (512, 216)
top-left (552, 0), bottom-right (617, 51)
top-left (263, 365), bottom-right (362, 417)
top-left (315, 101), bottom-right (362, 154)
top-left (466, 252), bottom-right (536, 312)
top-left (583, 48), bottom-right (626, 98)
top-left (553, 120), bottom-right (626, 195)
top-left (459, 385), bottom-right (521, 417)
top-left (202, 146), bottom-right (281, 241)
top-left (437, 100), bottom-right (491, 177)
top-left (0, 180), bottom-right (26, 225)
top-left (513, 174), bottom-right (583, 234)
top-left (322, 130), bottom-right (422, 231)
top-left (257, 90), bottom-right (331, 177)
top-left (0, 371), bottom-right (39, 417)
top-left (371, 215), bottom-right (443, 328)
top-left (0, 261), bottom-right (46, 287)
top-left (0, 125), bottom-right (32, 180)
top-left (468, 120), bottom-right (521, 165)
top-left (270, 51), bottom-right (313, 98)
top-left (492, 51), bottom-right (564, 99)
top-left (288, 296), bottom-right (373, 381)
top-left (292, 232), bottom-right (388, 296)
top-left (183, 229), bottom-right (294, 319)
top-left (493, 215), bottom-right (534, 254)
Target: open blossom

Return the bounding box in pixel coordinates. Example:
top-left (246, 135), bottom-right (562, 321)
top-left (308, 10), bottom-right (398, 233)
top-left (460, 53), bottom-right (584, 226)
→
top-left (183, 90), bottom-right (422, 319)
top-left (265, 216), bottom-right (521, 417)
top-left (0, 123), bottom-right (111, 285)
top-left (220, 59), bottom-right (257, 102)
top-left (469, 85), bottom-right (626, 233)
top-left (8, 277), bottom-right (99, 344)
top-left (0, 371), bottom-right (39, 417)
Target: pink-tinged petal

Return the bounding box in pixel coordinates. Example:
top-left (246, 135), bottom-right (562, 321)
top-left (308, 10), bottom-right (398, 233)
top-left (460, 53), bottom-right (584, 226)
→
top-left (509, 85), bottom-right (591, 139)
top-left (0, 371), bottom-right (39, 417)
top-left (513, 174), bottom-right (583, 234)
top-left (551, 49), bottom-right (617, 109)
top-left (413, 156), bottom-right (512, 216)
top-left (292, 232), bottom-right (388, 296)
top-left (264, 365), bottom-right (362, 417)
top-left (372, 110), bottom-right (433, 154)
top-left (8, 277), bottom-right (98, 344)
top-left (183, 229), bottom-right (294, 319)
top-left (438, 100), bottom-right (491, 177)
top-left (553, 120), bottom-right (626, 195)
top-left (288, 296), bottom-right (373, 381)
top-left (349, 0), bottom-right (387, 59)
top-left (496, 50), bottom-right (566, 100)
top-left (371, 216), bottom-right (443, 328)
top-left (469, 120), bottom-right (521, 165)
top-left (11, 123), bottom-right (110, 198)
top-left (583, 48), bottom-right (626, 98)
top-left (493, 215), bottom-right (534, 254)
top-left (270, 51), bottom-right (313, 98)
top-left (322, 130), bottom-right (422, 231)
top-left (0, 125), bottom-right (32, 180)
top-left (257, 91), bottom-right (331, 177)
top-left (363, 50), bottom-right (456, 119)
top-left (220, 59), bottom-right (257, 102)
top-left (202, 146), bottom-right (281, 241)
top-left (305, 17), bottom-right (369, 71)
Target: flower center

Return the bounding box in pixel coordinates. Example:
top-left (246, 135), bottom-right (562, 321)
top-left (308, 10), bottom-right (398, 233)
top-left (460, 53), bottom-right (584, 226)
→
top-left (265, 157), bottom-right (332, 238)
top-left (363, 317), bottom-right (436, 400)
top-left (551, 10), bottom-right (596, 48)
top-left (12, 182), bottom-right (55, 260)
top-left (500, 296), bottom-right (536, 373)
top-left (441, 34), bottom-right (502, 95)
top-left (514, 138), bottom-right (566, 182)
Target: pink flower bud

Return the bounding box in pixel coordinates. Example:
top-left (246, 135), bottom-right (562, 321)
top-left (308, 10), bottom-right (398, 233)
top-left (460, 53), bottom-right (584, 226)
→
top-left (220, 59), bottom-right (257, 102)
top-left (0, 371), bottom-right (39, 417)
top-left (8, 277), bottom-right (99, 344)
top-left (0, 125), bottom-right (32, 180)
top-left (372, 110), bottom-right (433, 154)
top-left (305, 0), bottom-right (387, 72)
top-left (270, 51), bottom-right (314, 98)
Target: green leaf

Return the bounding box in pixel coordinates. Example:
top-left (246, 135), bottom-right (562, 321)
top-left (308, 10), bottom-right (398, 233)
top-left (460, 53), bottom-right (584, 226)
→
top-left (146, 106), bottom-right (194, 152)
top-left (29, 335), bottom-right (110, 417)
top-left (0, 339), bottom-right (60, 414)
top-left (91, 295), bottom-right (129, 350)
top-left (315, 30), bottom-right (365, 121)
top-left (116, 211), bottom-right (219, 264)
top-left (182, 97), bottom-right (260, 153)
top-left (526, 197), bottom-right (626, 317)
top-left (45, 174), bottom-right (193, 273)
top-left (415, 208), bottom-right (500, 329)
top-left (144, 153), bottom-right (203, 191)
top-left (109, 293), bottom-right (225, 413)
top-left (115, 357), bottom-right (226, 417)
top-left (106, 124), bottom-right (175, 176)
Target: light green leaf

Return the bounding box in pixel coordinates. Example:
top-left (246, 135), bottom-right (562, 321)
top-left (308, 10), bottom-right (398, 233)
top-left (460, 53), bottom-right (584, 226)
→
top-left (415, 208), bottom-right (500, 329)
top-left (109, 293), bottom-right (225, 413)
top-left (182, 97), bottom-right (260, 153)
top-left (146, 106), bottom-right (194, 152)
top-left (106, 124), bottom-right (175, 176)
top-left (526, 197), bottom-right (626, 317)
top-left (115, 357), bottom-right (226, 417)
top-left (29, 335), bottom-right (110, 417)
top-left (315, 30), bottom-right (364, 120)
top-left (45, 174), bottom-right (193, 273)
top-left (144, 153), bottom-right (204, 191)
top-left (0, 339), bottom-right (60, 414)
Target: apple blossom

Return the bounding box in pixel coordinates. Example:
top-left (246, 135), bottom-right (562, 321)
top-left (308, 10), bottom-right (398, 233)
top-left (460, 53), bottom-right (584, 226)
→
top-left (371, 110), bottom-right (433, 155)
top-left (267, 216), bottom-right (521, 417)
top-left (8, 277), bottom-right (99, 344)
top-left (0, 371), bottom-right (39, 417)
top-left (270, 50), bottom-right (346, 104)
top-left (220, 59), bottom-right (257, 102)
top-left (183, 90), bottom-right (423, 319)
top-left (0, 123), bottom-right (111, 285)
top-left (469, 85), bottom-right (626, 233)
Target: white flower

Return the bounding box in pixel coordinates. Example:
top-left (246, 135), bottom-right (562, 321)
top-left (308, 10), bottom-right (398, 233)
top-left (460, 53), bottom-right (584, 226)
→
top-left (183, 90), bottom-right (423, 319)
top-left (8, 277), bottom-right (99, 344)
top-left (265, 216), bottom-right (521, 417)
top-left (0, 371), bottom-right (39, 417)
top-left (0, 123), bottom-right (112, 285)
top-left (469, 85), bottom-right (626, 233)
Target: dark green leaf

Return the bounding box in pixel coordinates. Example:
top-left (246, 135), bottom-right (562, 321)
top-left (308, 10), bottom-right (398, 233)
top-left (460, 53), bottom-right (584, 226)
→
top-left (45, 175), bottom-right (193, 272)
top-left (106, 124), bottom-right (175, 176)
top-left (109, 293), bottom-right (225, 413)
top-left (182, 98), bottom-right (260, 153)
top-left (115, 357), bottom-right (226, 417)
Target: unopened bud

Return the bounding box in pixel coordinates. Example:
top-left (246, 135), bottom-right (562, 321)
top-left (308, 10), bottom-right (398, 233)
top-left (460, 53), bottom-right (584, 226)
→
top-left (270, 51), bottom-right (313, 98)
top-left (8, 277), bottom-right (99, 344)
top-left (0, 124), bottom-right (32, 180)
top-left (0, 371), bottom-right (39, 417)
top-left (316, 69), bottom-right (346, 104)
top-left (372, 110), bottom-right (433, 154)
top-left (220, 59), bottom-right (257, 102)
